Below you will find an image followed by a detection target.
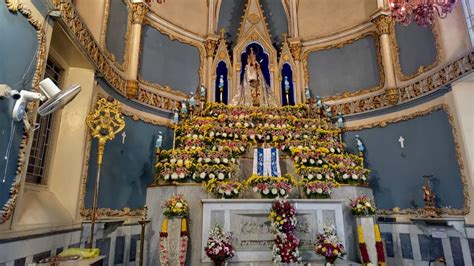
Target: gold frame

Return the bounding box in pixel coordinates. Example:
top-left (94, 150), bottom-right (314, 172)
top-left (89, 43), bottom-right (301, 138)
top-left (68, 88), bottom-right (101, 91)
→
top-left (389, 21), bottom-right (442, 81)
top-left (79, 92), bottom-right (172, 218)
top-left (1, 1), bottom-right (47, 223)
top-left (139, 17), bottom-right (205, 97)
top-left (302, 30), bottom-right (385, 101)
top-left (100, 0), bottom-right (133, 73)
top-left (346, 104), bottom-right (469, 216)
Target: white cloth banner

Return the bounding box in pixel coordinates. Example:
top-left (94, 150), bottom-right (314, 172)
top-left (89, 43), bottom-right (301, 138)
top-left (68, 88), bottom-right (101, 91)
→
top-left (252, 148), bottom-right (281, 177)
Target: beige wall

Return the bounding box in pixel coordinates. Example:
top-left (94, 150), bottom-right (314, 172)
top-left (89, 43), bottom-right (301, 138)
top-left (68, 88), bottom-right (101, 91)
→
top-left (74, 0), bottom-right (107, 43)
top-left (298, 0), bottom-right (377, 39)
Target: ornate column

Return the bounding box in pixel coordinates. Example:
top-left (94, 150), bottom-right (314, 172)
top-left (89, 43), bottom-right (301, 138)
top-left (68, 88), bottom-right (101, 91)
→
top-left (205, 35), bottom-right (219, 102)
top-left (288, 38), bottom-right (303, 104)
top-left (372, 14), bottom-right (399, 105)
top-left (126, 1), bottom-right (149, 99)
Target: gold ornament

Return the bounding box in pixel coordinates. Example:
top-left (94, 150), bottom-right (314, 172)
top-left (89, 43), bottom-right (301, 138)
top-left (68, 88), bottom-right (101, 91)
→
top-left (372, 15), bottom-right (393, 35)
top-left (385, 87), bottom-right (399, 105)
top-left (126, 80), bottom-right (139, 99)
top-left (131, 2), bottom-right (149, 24)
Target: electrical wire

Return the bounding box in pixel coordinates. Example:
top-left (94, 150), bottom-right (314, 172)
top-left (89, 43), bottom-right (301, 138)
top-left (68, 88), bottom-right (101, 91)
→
top-left (2, 120), bottom-right (16, 183)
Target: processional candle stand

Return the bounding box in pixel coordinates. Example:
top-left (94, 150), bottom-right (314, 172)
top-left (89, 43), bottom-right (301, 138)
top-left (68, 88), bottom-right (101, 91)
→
top-left (138, 205), bottom-right (150, 266)
top-left (85, 97), bottom-right (125, 248)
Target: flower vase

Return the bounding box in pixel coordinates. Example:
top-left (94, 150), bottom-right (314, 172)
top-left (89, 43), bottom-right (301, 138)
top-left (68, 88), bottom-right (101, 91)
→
top-left (212, 259), bottom-right (225, 266)
top-left (324, 256), bottom-right (337, 265)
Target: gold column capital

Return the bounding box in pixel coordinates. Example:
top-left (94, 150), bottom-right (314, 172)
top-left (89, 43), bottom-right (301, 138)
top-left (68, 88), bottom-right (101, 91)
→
top-left (131, 2), bottom-right (149, 24)
top-left (288, 37), bottom-right (302, 61)
top-left (372, 14), bottom-right (393, 35)
top-left (205, 35), bottom-right (219, 58)
top-left (126, 79), bottom-right (139, 99)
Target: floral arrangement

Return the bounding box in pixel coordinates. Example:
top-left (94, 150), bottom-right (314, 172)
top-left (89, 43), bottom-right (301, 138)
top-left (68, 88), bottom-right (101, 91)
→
top-left (350, 195), bottom-right (376, 216)
top-left (315, 225), bottom-right (346, 263)
top-left (300, 180), bottom-right (339, 199)
top-left (269, 199), bottom-right (301, 263)
top-left (204, 179), bottom-right (243, 199)
top-left (192, 164), bottom-right (233, 182)
top-left (162, 194), bottom-right (189, 218)
top-left (296, 166), bottom-right (335, 181)
top-left (204, 224), bottom-right (235, 262)
top-left (244, 174), bottom-right (297, 198)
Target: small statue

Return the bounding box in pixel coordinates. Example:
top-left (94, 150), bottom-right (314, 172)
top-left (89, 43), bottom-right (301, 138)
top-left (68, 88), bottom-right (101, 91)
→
top-left (304, 87), bottom-right (311, 101)
top-left (316, 96), bottom-right (323, 109)
top-left (284, 76), bottom-right (290, 94)
top-left (421, 175), bottom-right (438, 217)
top-left (324, 104), bottom-right (333, 119)
top-left (337, 113), bottom-right (344, 128)
top-left (188, 92), bottom-right (196, 109)
top-left (422, 185), bottom-right (435, 207)
top-left (173, 108), bottom-right (179, 124)
top-left (355, 135), bottom-right (365, 154)
top-left (200, 83), bottom-right (206, 99)
top-left (155, 131), bottom-right (163, 149)
top-left (218, 75), bottom-right (225, 102)
top-left (181, 100), bottom-right (188, 114)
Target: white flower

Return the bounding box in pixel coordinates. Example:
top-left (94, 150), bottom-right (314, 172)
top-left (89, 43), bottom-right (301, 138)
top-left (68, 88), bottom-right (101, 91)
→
top-left (317, 159), bottom-right (323, 165)
top-left (280, 189), bottom-right (286, 195)
top-left (240, 146), bottom-right (245, 152)
top-left (192, 134), bottom-right (198, 139)
top-left (198, 157), bottom-right (203, 163)
top-left (223, 158), bottom-right (229, 164)
top-left (271, 188), bottom-right (278, 195)
top-left (306, 188), bottom-right (311, 195)
top-left (218, 173), bottom-right (225, 180)
top-left (228, 123), bottom-right (233, 128)
top-left (308, 174), bottom-right (314, 180)
top-left (253, 187), bottom-right (259, 193)
top-left (218, 189), bottom-right (224, 194)
top-left (231, 158), bottom-right (236, 163)
top-left (330, 148), bottom-right (335, 153)
top-left (343, 173), bottom-right (349, 179)
top-left (214, 158), bottom-right (220, 164)
top-left (365, 202), bottom-right (372, 207)
top-left (205, 158), bottom-right (211, 163)
top-left (244, 122), bottom-right (249, 127)
top-left (225, 190), bottom-right (232, 195)
top-left (302, 158), bottom-right (308, 163)
top-left (361, 175), bottom-right (367, 181)
top-left (170, 158), bottom-right (177, 164)
top-left (179, 173), bottom-right (185, 179)
top-left (316, 174), bottom-right (323, 180)
top-left (263, 188), bottom-right (270, 195)
top-left (233, 189), bottom-right (239, 194)
top-left (310, 159), bottom-right (315, 164)
top-left (171, 173), bottom-right (178, 179)
top-left (209, 132), bottom-right (215, 137)
top-left (176, 202), bottom-right (183, 208)
top-left (164, 174), bottom-right (170, 180)
top-left (222, 133), bottom-right (227, 138)
top-left (316, 188), bottom-right (323, 194)
top-left (200, 172), bottom-right (206, 179)
top-left (352, 174), bottom-right (358, 180)
top-left (357, 203), bottom-right (362, 208)
top-left (209, 173), bottom-right (215, 179)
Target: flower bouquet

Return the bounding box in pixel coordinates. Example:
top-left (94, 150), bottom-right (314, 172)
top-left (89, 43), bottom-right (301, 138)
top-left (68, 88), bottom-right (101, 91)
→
top-left (204, 224), bottom-right (235, 265)
top-left (244, 174), bottom-right (297, 198)
top-left (162, 194), bottom-right (189, 218)
top-left (204, 179), bottom-right (243, 199)
top-left (300, 180), bottom-right (339, 199)
top-left (350, 195), bottom-right (376, 216)
top-left (315, 226), bottom-right (346, 264)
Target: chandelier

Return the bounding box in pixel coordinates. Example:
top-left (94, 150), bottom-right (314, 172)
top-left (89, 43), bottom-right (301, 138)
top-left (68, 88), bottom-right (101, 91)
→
top-left (388, 0), bottom-right (458, 27)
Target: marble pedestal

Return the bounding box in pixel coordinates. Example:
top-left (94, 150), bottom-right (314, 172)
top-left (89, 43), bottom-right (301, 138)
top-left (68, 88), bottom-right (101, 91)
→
top-left (331, 186), bottom-right (374, 262)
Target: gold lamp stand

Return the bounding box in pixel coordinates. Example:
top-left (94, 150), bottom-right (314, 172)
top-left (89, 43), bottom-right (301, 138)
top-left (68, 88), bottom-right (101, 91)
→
top-left (85, 97), bottom-right (125, 248)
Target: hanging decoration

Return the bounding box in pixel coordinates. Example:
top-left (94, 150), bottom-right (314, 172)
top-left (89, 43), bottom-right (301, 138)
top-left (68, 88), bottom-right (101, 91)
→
top-left (388, 0), bottom-right (458, 27)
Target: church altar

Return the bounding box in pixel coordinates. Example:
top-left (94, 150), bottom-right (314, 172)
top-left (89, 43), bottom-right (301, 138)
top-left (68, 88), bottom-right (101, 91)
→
top-left (201, 199), bottom-right (346, 263)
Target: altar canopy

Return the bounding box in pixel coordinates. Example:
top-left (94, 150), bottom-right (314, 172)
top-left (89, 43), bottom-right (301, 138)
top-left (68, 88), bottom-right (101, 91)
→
top-left (252, 148), bottom-right (281, 177)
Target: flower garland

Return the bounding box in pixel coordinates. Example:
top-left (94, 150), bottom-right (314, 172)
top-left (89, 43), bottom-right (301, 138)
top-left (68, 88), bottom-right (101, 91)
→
top-left (375, 224), bottom-right (386, 266)
top-left (159, 217), bottom-right (188, 266)
top-left (269, 199), bottom-right (301, 263)
top-left (300, 180), bottom-right (339, 199)
top-left (357, 224), bottom-right (370, 264)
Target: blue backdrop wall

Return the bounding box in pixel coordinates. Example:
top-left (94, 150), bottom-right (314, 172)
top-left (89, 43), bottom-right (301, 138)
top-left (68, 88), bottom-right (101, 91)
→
top-left (139, 25), bottom-right (200, 94)
top-left (105, 0), bottom-right (129, 65)
top-left (0, 3), bottom-right (40, 213)
top-left (395, 22), bottom-right (437, 77)
top-left (344, 108), bottom-right (464, 211)
top-left (307, 36), bottom-right (381, 98)
top-left (260, 0), bottom-right (288, 48)
top-left (84, 116), bottom-right (173, 210)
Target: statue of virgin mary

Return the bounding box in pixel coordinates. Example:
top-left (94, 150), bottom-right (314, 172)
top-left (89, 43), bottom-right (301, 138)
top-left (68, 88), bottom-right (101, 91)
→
top-left (230, 48), bottom-right (278, 107)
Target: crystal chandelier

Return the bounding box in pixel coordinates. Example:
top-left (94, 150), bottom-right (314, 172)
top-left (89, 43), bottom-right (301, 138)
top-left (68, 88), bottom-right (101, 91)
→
top-left (388, 0), bottom-right (458, 27)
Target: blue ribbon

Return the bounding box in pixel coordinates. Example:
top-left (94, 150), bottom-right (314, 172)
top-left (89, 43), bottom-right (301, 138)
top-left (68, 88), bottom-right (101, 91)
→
top-left (271, 148), bottom-right (278, 177)
top-left (257, 148), bottom-right (264, 176)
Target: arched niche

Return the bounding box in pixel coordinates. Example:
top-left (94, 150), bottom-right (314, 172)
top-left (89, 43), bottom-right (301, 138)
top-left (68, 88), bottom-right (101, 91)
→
top-left (215, 61), bottom-right (229, 104)
top-left (239, 42), bottom-right (271, 87)
top-left (281, 63), bottom-right (295, 106)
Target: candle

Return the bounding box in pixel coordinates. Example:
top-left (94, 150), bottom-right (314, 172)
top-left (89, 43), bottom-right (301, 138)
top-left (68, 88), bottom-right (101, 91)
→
top-left (374, 224), bottom-right (381, 242)
top-left (161, 218), bottom-right (168, 233)
top-left (181, 218), bottom-right (187, 232)
top-left (357, 224), bottom-right (365, 243)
